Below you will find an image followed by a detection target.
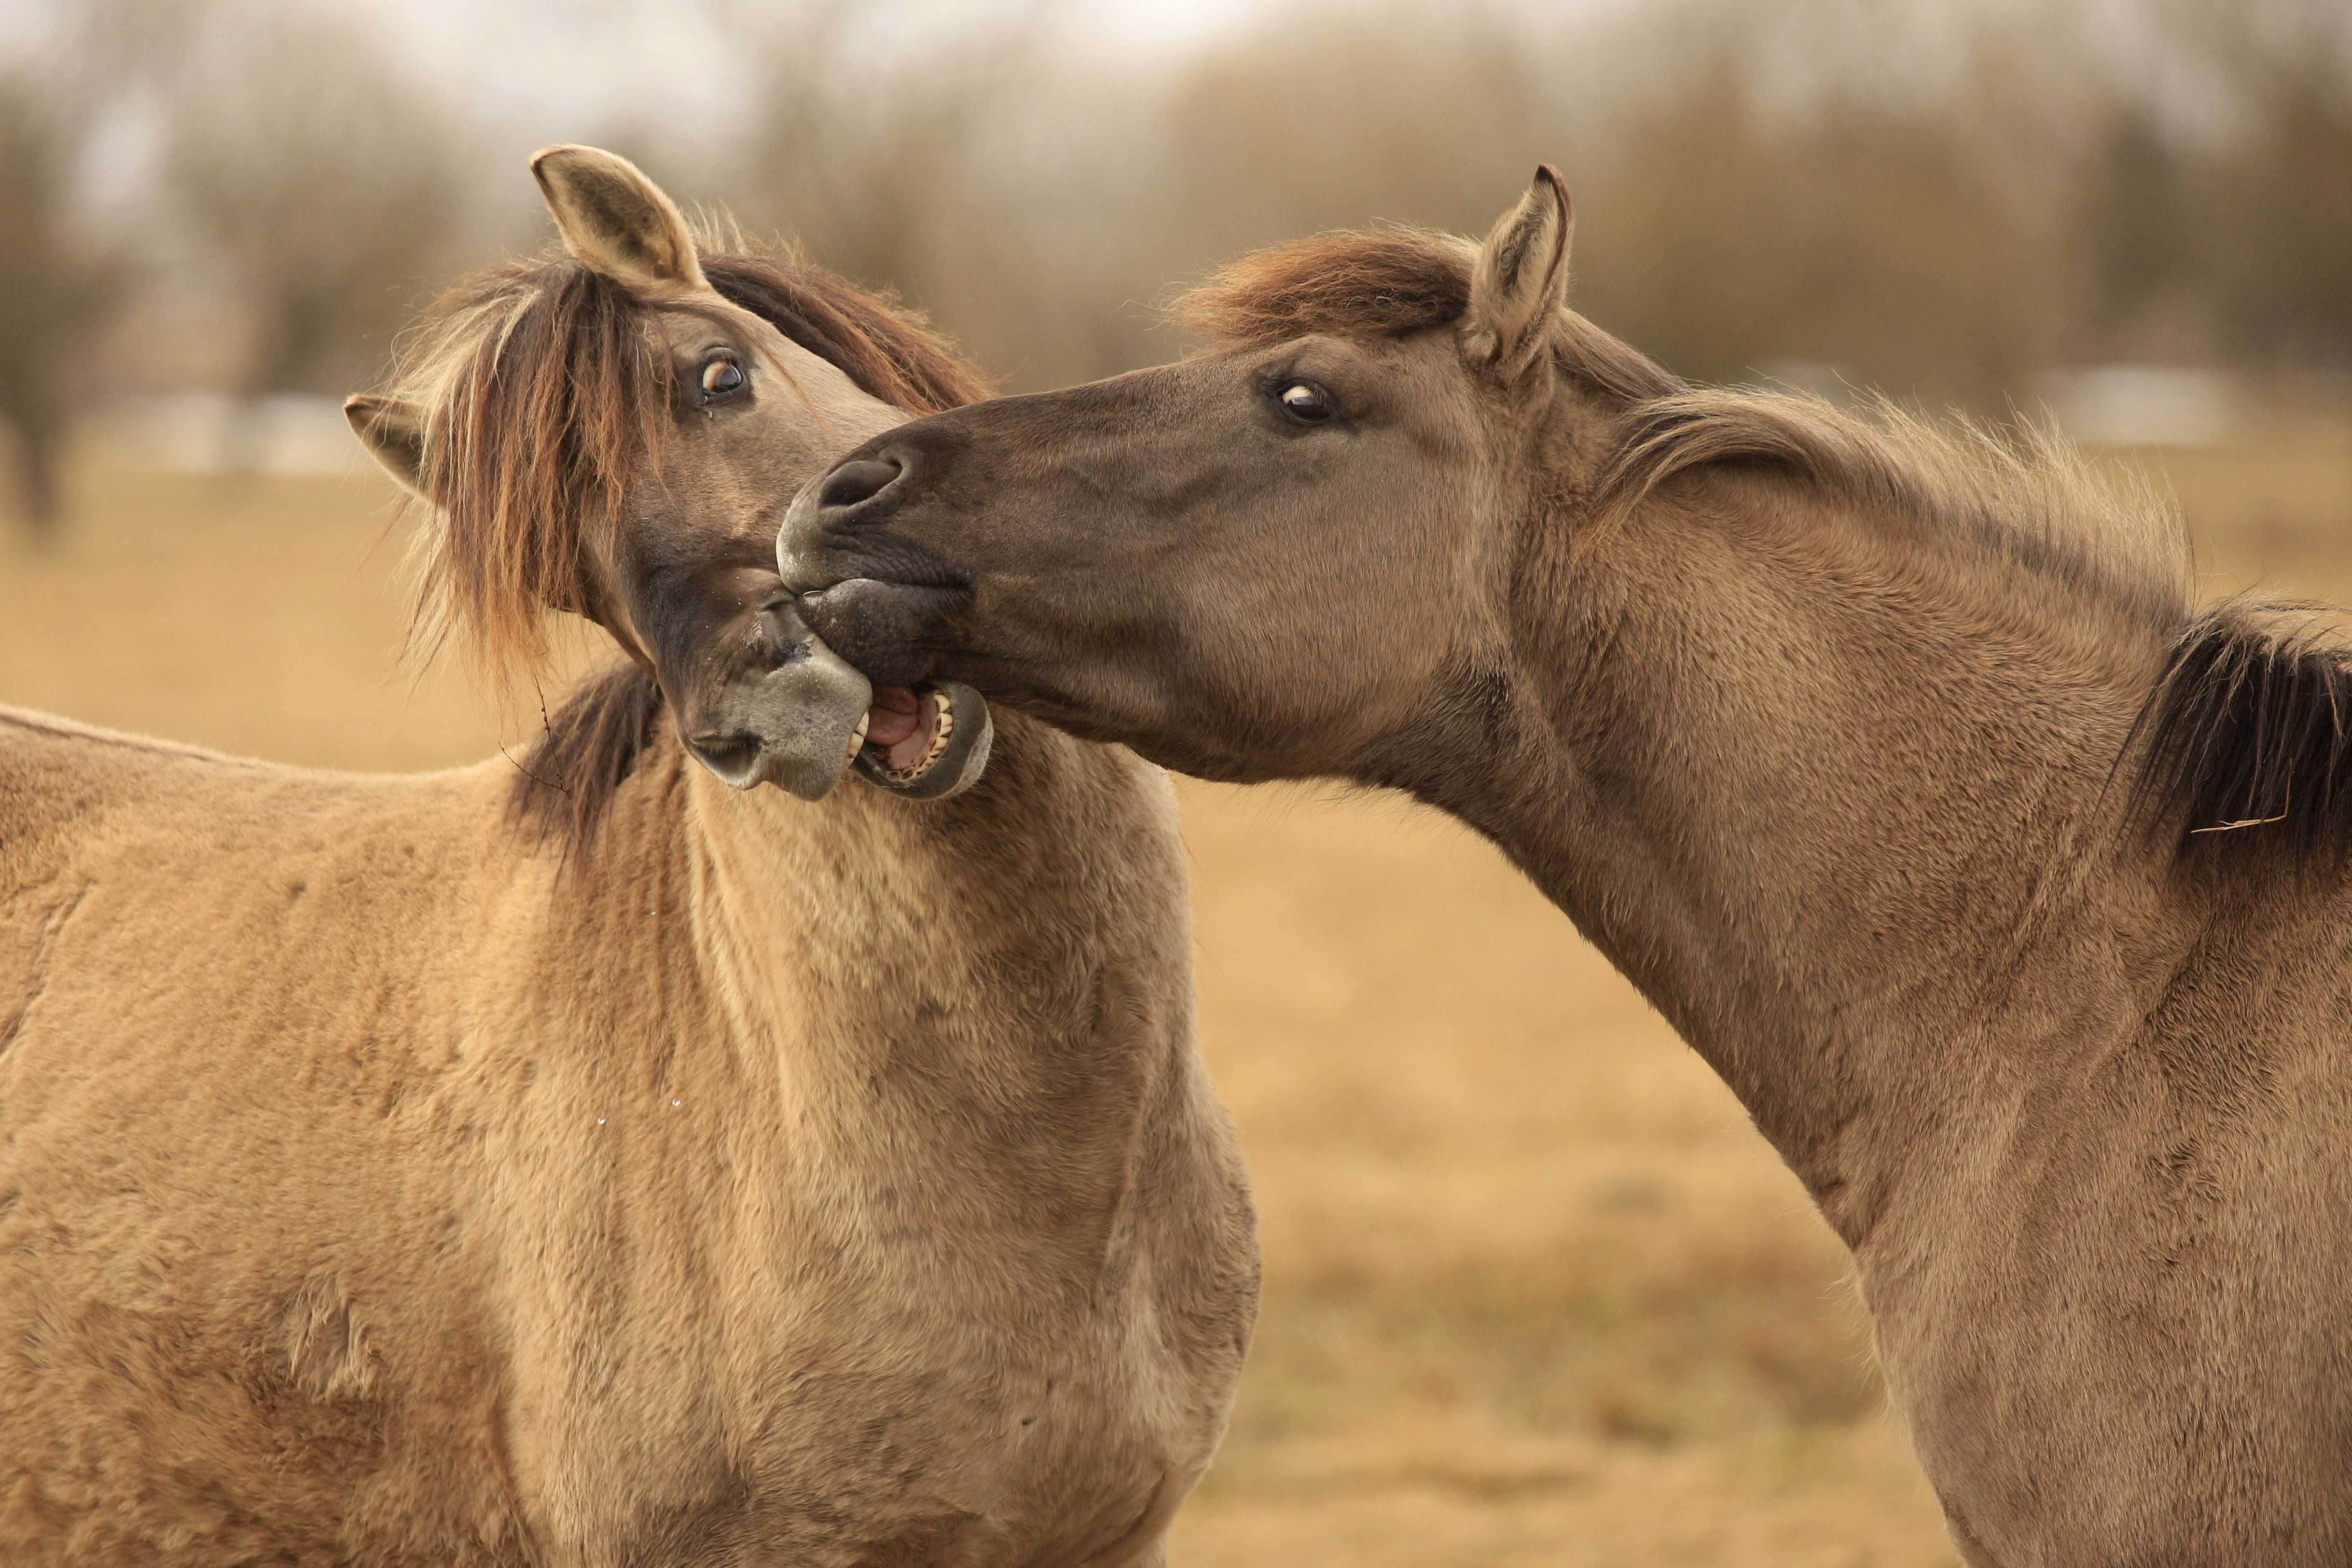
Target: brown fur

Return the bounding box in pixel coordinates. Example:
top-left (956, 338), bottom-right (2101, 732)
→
top-left (1177, 221), bottom-right (1680, 407)
top-left (389, 242), bottom-right (990, 841)
top-left (784, 174), bottom-right (2352, 1564)
top-left (0, 150), bottom-right (1255, 1567)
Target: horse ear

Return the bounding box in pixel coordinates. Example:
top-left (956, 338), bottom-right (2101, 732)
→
top-left (529, 144), bottom-right (708, 294)
top-left (1465, 165), bottom-right (1573, 379)
top-left (345, 394), bottom-right (427, 498)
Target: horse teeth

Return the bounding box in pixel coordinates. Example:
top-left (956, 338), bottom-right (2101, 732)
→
top-left (874, 691), bottom-right (957, 785)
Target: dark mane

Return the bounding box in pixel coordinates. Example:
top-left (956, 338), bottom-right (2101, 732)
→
top-left (388, 238), bottom-right (985, 850)
top-left (2125, 600), bottom-right (2352, 870)
top-left (702, 253), bottom-right (986, 417)
top-left (512, 662), bottom-right (667, 850)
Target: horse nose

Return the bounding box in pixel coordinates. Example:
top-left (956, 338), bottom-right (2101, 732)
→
top-left (812, 451), bottom-right (911, 526)
top-left (779, 443), bottom-right (921, 593)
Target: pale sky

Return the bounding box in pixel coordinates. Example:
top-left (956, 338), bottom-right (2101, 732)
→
top-left (0, 0), bottom-right (1345, 213)
top-left (251, 0), bottom-right (1352, 153)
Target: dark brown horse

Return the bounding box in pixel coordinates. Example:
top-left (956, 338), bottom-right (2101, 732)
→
top-left (781, 167), bottom-right (2352, 1565)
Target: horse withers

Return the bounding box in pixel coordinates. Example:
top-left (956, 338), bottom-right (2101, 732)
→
top-left (0, 147), bottom-right (1255, 1568)
top-left (785, 167), bottom-right (2352, 1564)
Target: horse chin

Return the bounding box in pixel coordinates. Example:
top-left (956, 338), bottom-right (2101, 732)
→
top-left (851, 681), bottom-right (994, 801)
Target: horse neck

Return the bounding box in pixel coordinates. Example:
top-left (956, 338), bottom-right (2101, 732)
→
top-left (1419, 467), bottom-right (2183, 1230)
top-left (657, 711), bottom-right (1198, 1209)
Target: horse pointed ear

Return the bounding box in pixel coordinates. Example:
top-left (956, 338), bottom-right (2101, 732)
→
top-left (345, 394), bottom-right (427, 498)
top-left (530, 144), bottom-right (708, 294)
top-left (1465, 165), bottom-right (1573, 379)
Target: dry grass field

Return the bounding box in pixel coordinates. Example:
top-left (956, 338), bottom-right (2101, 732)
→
top-left (3, 402), bottom-right (2348, 1566)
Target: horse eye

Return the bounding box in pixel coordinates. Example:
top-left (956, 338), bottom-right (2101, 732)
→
top-left (1277, 381), bottom-right (1333, 424)
top-left (701, 359), bottom-right (746, 398)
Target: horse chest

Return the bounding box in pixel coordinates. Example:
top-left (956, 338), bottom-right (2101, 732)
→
top-left (563, 1311), bottom-right (1229, 1568)
top-left (637, 1397), bottom-right (1184, 1568)
top-left (507, 1124), bottom-right (1255, 1568)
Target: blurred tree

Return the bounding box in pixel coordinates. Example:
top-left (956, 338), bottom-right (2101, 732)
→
top-left (719, 0), bottom-right (1073, 383)
top-left (1121, 4), bottom-right (1562, 375)
top-left (2203, 53), bottom-right (2352, 365)
top-left (1574, 51), bottom-right (2048, 404)
top-left (726, 4), bottom-right (949, 291)
top-left (160, 5), bottom-right (473, 452)
top-left (0, 73), bottom-right (123, 541)
top-left (722, 0), bottom-right (1558, 389)
top-left (2, 0), bottom-right (2329, 451)
top-left (1153, 5), bottom-right (1551, 258)
top-left (2077, 101), bottom-right (2188, 358)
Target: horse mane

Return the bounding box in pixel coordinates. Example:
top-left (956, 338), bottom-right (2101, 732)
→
top-left (384, 232), bottom-right (986, 847)
top-left (1602, 390), bottom-right (2193, 631)
top-left (1183, 222), bottom-right (2352, 870)
top-left (1174, 224), bottom-right (1679, 407)
top-left (2124, 600), bottom-right (2352, 870)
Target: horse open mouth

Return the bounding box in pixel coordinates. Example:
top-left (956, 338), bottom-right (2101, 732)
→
top-left (847, 680), bottom-right (993, 799)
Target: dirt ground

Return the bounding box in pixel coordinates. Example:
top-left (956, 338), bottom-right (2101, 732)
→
top-left (4, 403), bottom-right (2348, 1566)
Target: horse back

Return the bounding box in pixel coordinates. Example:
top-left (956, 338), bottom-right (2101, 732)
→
top-left (0, 704), bottom-right (537, 1565)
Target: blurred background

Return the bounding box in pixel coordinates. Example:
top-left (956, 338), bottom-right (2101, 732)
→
top-left (1, 0), bottom-right (2348, 1562)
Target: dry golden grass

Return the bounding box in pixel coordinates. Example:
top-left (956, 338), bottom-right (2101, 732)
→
top-left (1, 407), bottom-right (2346, 1565)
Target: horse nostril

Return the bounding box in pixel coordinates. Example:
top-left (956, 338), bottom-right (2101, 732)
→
top-left (685, 732), bottom-right (764, 789)
top-left (817, 456), bottom-right (905, 514)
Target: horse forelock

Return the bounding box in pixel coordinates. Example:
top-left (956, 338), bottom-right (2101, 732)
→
top-left (1175, 227), bottom-right (1478, 347)
top-left (391, 234), bottom-right (986, 671)
top-left (700, 251), bottom-right (987, 419)
top-left (1172, 225), bottom-right (1679, 407)
top-left (389, 255), bottom-right (663, 683)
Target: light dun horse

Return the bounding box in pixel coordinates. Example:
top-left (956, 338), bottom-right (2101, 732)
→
top-left (0, 148), bottom-right (1255, 1568)
top-left (786, 167), bottom-right (2352, 1564)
